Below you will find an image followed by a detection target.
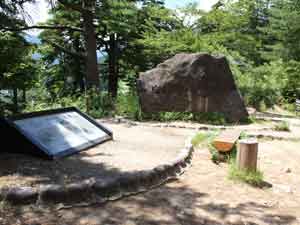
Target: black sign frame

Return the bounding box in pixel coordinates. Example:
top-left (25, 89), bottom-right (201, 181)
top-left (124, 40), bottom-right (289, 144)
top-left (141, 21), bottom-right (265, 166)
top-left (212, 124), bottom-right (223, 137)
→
top-left (0, 107), bottom-right (113, 159)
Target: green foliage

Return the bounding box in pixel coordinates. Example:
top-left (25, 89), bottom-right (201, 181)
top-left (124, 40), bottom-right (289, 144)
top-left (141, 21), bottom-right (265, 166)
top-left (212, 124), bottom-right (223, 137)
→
top-left (228, 160), bottom-right (264, 186)
top-left (192, 132), bottom-right (217, 147)
top-left (141, 112), bottom-right (227, 124)
top-left (208, 144), bottom-right (221, 164)
top-left (192, 112), bottom-right (227, 125)
top-left (239, 131), bottom-right (250, 140)
top-left (265, 0), bottom-right (300, 61)
top-left (191, 131), bottom-right (220, 163)
top-left (274, 121), bottom-right (290, 132)
top-left (25, 86), bottom-right (115, 118)
top-left (0, 32), bottom-right (37, 115)
top-left (193, 130), bottom-right (254, 164)
top-left (2, 0), bottom-right (300, 117)
top-left (237, 60), bottom-right (300, 109)
top-left (116, 91), bottom-right (142, 120)
top-left (208, 142), bottom-right (238, 164)
top-left (25, 93), bottom-right (85, 113)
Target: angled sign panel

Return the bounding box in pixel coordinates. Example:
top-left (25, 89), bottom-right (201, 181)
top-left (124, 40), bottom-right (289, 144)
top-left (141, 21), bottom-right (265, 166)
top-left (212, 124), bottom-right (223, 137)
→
top-left (0, 107), bottom-right (113, 159)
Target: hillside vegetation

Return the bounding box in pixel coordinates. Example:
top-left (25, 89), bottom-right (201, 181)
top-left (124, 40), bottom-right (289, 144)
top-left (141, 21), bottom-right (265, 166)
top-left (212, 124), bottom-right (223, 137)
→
top-left (1, 0), bottom-right (299, 120)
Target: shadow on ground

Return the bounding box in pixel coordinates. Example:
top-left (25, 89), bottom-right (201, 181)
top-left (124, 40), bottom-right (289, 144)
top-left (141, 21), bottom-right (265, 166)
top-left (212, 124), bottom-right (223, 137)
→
top-left (0, 121), bottom-right (298, 224)
top-left (0, 151), bottom-right (122, 187)
top-left (0, 180), bottom-right (296, 225)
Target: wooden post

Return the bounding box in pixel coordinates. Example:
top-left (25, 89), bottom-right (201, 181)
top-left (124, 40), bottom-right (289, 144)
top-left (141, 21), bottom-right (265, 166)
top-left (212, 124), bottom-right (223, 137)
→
top-left (237, 139), bottom-right (258, 171)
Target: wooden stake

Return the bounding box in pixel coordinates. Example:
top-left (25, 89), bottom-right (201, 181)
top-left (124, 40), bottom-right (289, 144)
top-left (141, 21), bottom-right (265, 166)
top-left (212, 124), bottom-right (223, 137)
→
top-left (237, 139), bottom-right (258, 171)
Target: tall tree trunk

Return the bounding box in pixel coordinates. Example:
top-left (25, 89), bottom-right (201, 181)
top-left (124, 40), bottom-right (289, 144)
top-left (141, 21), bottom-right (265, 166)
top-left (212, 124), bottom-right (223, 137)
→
top-left (22, 88), bottom-right (26, 103)
top-left (82, 3), bottom-right (99, 89)
top-left (12, 88), bottom-right (18, 113)
top-left (73, 37), bottom-right (85, 92)
top-left (108, 33), bottom-right (119, 98)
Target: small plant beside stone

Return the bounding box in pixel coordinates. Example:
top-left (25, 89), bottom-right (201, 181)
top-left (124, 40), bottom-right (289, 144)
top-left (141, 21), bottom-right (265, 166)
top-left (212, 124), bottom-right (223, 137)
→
top-left (228, 160), bottom-right (264, 186)
top-left (191, 131), bottom-right (224, 163)
top-left (228, 139), bottom-right (264, 187)
top-left (274, 121), bottom-right (290, 132)
top-left (191, 132), bottom-right (218, 147)
top-left (193, 131), bottom-right (265, 187)
top-left (192, 130), bottom-right (234, 163)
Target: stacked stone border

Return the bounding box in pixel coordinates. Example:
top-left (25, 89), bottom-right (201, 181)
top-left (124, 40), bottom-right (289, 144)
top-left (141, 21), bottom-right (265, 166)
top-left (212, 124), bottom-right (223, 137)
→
top-left (0, 136), bottom-right (195, 206)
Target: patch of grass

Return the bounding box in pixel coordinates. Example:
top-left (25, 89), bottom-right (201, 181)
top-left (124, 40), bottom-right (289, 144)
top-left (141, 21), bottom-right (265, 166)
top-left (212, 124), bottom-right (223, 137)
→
top-left (239, 131), bottom-right (250, 139)
top-left (228, 160), bottom-right (264, 186)
top-left (191, 132), bottom-right (217, 147)
top-left (247, 115), bottom-right (270, 125)
top-left (192, 131), bottom-right (223, 163)
top-left (116, 92), bottom-right (142, 121)
top-left (208, 143), bottom-right (221, 163)
top-left (274, 121), bottom-right (290, 131)
top-left (142, 112), bottom-right (228, 125)
top-left (192, 112), bottom-right (227, 125)
top-left (239, 116), bottom-right (254, 124)
top-left (208, 143), bottom-right (238, 164)
top-left (192, 130), bottom-right (243, 164)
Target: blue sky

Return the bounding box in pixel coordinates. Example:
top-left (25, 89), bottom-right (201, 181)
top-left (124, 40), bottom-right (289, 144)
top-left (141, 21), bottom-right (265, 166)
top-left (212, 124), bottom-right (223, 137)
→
top-left (24, 0), bottom-right (218, 25)
top-left (165, 0), bottom-right (218, 10)
top-left (24, 0), bottom-right (218, 35)
top-left (165, 0), bottom-right (196, 9)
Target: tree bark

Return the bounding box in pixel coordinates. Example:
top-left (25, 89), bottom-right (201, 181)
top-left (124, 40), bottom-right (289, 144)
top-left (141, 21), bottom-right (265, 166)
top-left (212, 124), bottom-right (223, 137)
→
top-left (73, 37), bottom-right (85, 92)
top-left (108, 33), bottom-right (119, 98)
top-left (0, 25), bottom-right (82, 32)
top-left (12, 88), bottom-right (18, 113)
top-left (82, 6), bottom-right (99, 88)
top-left (22, 88), bottom-right (26, 103)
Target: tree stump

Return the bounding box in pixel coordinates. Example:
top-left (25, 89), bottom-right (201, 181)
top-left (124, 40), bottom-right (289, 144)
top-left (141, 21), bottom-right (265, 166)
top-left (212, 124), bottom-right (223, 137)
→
top-left (237, 139), bottom-right (258, 171)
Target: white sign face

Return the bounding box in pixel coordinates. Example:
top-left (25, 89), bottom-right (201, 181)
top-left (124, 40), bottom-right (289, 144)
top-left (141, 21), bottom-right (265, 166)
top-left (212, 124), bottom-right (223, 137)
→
top-left (14, 111), bottom-right (109, 155)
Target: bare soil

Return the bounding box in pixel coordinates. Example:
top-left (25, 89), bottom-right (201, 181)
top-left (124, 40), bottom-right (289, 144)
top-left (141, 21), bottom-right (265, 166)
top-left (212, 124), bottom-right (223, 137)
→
top-left (1, 115), bottom-right (300, 225)
top-left (0, 123), bottom-right (193, 189)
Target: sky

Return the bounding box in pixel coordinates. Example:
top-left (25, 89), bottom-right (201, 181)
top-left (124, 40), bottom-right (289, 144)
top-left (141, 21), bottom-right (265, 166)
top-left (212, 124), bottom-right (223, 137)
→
top-left (24, 0), bottom-right (218, 35)
top-left (165, 0), bottom-right (218, 11)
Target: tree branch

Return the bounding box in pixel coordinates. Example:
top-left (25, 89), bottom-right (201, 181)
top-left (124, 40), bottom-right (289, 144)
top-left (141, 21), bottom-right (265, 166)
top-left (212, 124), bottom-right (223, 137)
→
top-left (45, 39), bottom-right (86, 59)
top-left (1, 25), bottom-right (83, 32)
top-left (97, 36), bottom-right (108, 50)
top-left (57, 0), bottom-right (84, 12)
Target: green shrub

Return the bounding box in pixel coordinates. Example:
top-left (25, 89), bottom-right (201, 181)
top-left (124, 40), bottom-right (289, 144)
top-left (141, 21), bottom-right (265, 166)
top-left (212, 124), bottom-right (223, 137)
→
top-left (192, 112), bottom-right (227, 125)
top-left (237, 61), bottom-right (286, 110)
top-left (191, 131), bottom-right (221, 162)
top-left (25, 94), bottom-right (85, 112)
top-left (141, 111), bottom-right (228, 124)
top-left (274, 121), bottom-right (290, 132)
top-left (25, 90), bottom-right (115, 119)
top-left (281, 102), bottom-right (296, 114)
top-left (228, 160), bottom-right (264, 186)
top-left (208, 143), bottom-right (220, 163)
top-left (192, 132), bottom-right (217, 147)
top-left (116, 92), bottom-right (142, 120)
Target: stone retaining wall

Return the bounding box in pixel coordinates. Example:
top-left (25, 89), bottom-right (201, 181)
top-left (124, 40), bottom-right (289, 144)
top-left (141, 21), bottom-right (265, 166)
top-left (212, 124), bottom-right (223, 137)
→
top-left (0, 136), bottom-right (194, 206)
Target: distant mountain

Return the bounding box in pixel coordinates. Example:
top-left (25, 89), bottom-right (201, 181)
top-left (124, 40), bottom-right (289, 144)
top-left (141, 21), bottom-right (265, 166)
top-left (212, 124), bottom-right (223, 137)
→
top-left (24, 35), bottom-right (107, 62)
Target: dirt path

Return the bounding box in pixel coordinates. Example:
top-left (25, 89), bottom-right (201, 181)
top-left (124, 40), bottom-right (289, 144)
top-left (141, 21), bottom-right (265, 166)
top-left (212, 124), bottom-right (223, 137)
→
top-left (1, 120), bottom-right (300, 225)
top-left (0, 124), bottom-right (193, 188)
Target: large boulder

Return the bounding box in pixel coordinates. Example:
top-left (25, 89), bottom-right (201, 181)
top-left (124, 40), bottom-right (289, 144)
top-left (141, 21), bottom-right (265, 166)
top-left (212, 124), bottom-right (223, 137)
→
top-left (137, 53), bottom-right (248, 122)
